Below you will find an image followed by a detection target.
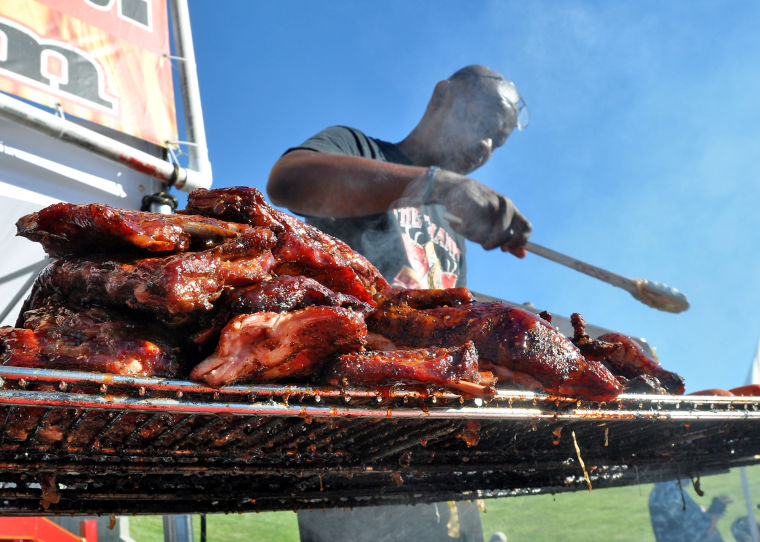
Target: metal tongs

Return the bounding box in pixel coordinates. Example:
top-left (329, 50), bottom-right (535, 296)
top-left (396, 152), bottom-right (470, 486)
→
top-left (443, 212), bottom-right (689, 313)
top-left (523, 241), bottom-right (690, 313)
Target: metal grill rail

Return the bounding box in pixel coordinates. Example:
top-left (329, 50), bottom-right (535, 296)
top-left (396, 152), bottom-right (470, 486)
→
top-left (0, 366), bottom-right (758, 515)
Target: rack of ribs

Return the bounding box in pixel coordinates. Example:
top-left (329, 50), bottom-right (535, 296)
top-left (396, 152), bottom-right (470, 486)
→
top-left (368, 295), bottom-right (623, 402)
top-left (190, 306), bottom-right (367, 386)
top-left (326, 341), bottom-right (496, 399)
top-left (4, 295), bottom-right (180, 377)
top-left (16, 202), bottom-right (253, 257)
top-left (35, 229), bottom-right (276, 317)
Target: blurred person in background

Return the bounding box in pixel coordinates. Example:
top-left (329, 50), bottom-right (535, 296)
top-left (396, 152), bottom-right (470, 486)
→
top-left (650, 480), bottom-right (732, 542)
top-left (269, 64), bottom-right (528, 542)
top-left (731, 513), bottom-right (760, 542)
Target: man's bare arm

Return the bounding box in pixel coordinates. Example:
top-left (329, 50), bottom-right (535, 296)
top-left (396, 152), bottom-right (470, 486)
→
top-left (267, 149), bottom-right (532, 257)
top-left (267, 149), bottom-right (427, 218)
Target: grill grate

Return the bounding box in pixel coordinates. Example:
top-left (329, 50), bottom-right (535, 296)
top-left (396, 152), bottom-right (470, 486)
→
top-left (0, 366), bottom-right (759, 514)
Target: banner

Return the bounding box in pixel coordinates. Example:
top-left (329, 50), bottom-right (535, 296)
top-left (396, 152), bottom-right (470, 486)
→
top-left (0, 0), bottom-right (177, 146)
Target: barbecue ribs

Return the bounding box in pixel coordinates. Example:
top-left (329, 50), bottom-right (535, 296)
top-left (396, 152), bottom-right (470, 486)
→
top-left (570, 313), bottom-right (684, 394)
top-left (184, 187), bottom-right (389, 302)
top-left (225, 275), bottom-right (371, 315)
top-left (378, 286), bottom-right (475, 309)
top-left (16, 202), bottom-right (252, 257)
top-left (326, 341), bottom-right (496, 398)
top-left (10, 190), bottom-right (684, 402)
top-left (190, 306), bottom-right (367, 386)
top-left (36, 228), bottom-right (276, 318)
top-left (369, 296), bottom-right (623, 402)
top-left (2, 296), bottom-right (180, 377)
top-left (189, 275), bottom-right (372, 347)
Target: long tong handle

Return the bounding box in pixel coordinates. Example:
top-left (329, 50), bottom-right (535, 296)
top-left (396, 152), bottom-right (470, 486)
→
top-left (524, 241), bottom-right (690, 313)
top-left (442, 212), bottom-right (689, 313)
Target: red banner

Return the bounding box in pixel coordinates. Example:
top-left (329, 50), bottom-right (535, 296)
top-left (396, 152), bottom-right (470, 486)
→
top-left (0, 0), bottom-right (177, 146)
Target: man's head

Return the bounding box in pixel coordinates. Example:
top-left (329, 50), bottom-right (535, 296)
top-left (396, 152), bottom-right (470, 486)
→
top-left (407, 65), bottom-right (527, 174)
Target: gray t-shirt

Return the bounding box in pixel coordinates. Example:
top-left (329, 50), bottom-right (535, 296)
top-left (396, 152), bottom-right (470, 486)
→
top-left (288, 125), bottom-right (467, 288)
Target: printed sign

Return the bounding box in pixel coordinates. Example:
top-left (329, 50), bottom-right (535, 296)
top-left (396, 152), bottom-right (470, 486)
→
top-left (0, 0), bottom-right (177, 146)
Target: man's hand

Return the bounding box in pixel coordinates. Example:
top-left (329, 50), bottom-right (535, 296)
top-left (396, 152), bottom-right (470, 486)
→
top-left (425, 169), bottom-right (532, 257)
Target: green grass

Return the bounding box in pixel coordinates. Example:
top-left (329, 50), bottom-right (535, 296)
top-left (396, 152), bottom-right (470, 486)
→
top-left (127, 465), bottom-right (760, 541)
top-left (480, 466), bottom-right (760, 542)
top-left (127, 511), bottom-right (300, 542)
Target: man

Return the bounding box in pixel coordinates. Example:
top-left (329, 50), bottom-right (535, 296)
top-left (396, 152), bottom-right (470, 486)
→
top-left (267, 64), bottom-right (532, 290)
top-left (650, 480), bottom-right (732, 542)
top-left (731, 514), bottom-right (760, 542)
top-left (268, 64), bottom-right (527, 542)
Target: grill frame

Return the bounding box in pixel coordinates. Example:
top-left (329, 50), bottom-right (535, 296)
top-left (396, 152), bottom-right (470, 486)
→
top-left (1, 366), bottom-right (759, 515)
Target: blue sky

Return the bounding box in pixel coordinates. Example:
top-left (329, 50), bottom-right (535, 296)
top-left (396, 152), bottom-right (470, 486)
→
top-left (185, 1), bottom-right (760, 394)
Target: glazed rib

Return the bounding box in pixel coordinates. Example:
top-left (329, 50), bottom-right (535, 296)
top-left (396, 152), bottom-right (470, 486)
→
top-left (190, 306), bottom-right (367, 386)
top-left (272, 231), bottom-right (379, 303)
top-left (16, 202), bottom-right (252, 257)
top-left (596, 332), bottom-right (685, 394)
top-left (3, 297), bottom-right (180, 377)
top-left (225, 275), bottom-right (371, 315)
top-left (184, 187), bottom-right (389, 301)
top-left (37, 229), bottom-right (276, 316)
top-left (369, 299), bottom-right (623, 402)
top-left (570, 313), bottom-right (684, 394)
top-left (190, 275), bottom-right (372, 347)
top-left (327, 341), bottom-right (495, 398)
top-left (378, 286), bottom-right (475, 309)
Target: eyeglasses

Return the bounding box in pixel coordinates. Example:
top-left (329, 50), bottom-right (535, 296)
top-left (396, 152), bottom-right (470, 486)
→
top-left (502, 80), bottom-right (529, 131)
top-left (510, 95), bottom-right (529, 131)
top-left (457, 78), bottom-right (529, 143)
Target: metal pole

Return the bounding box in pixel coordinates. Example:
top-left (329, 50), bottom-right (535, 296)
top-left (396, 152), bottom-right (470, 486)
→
top-left (740, 340), bottom-right (760, 542)
top-left (168, 0), bottom-right (212, 180)
top-left (163, 515), bottom-right (194, 542)
top-left (0, 93), bottom-right (210, 192)
top-left (740, 467), bottom-right (760, 542)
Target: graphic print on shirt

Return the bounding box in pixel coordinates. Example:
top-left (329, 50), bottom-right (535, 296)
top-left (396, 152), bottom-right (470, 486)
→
top-left (391, 206), bottom-right (461, 289)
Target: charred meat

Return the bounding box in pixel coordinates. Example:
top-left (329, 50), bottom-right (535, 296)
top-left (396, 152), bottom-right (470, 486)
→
top-left (596, 332), bottom-right (685, 395)
top-left (190, 306), bottom-right (367, 386)
top-left (225, 275), bottom-right (372, 315)
top-left (16, 202), bottom-right (252, 257)
top-left (2, 296), bottom-right (180, 377)
top-left (369, 298), bottom-right (623, 402)
top-left (9, 190), bottom-right (685, 402)
top-left (36, 229), bottom-right (276, 317)
top-left (378, 286), bottom-right (475, 309)
top-left (272, 231), bottom-right (379, 304)
top-left (189, 275), bottom-right (372, 347)
top-left (326, 341), bottom-right (495, 398)
top-left (185, 187), bottom-right (389, 302)
top-left (570, 313), bottom-right (684, 394)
